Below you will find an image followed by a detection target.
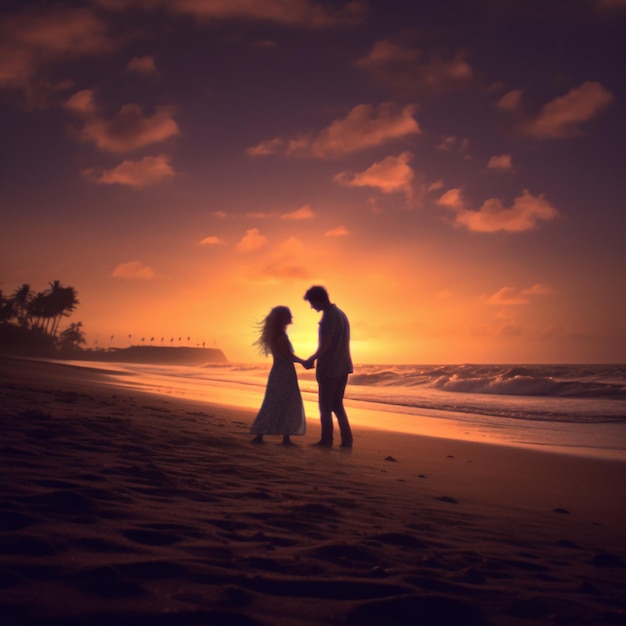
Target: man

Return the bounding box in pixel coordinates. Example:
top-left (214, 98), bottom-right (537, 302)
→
top-left (303, 286), bottom-right (353, 448)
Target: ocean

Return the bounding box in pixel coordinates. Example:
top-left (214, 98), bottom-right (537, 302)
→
top-left (72, 361), bottom-right (626, 461)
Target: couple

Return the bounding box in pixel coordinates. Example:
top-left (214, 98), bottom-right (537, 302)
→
top-left (250, 286), bottom-right (353, 449)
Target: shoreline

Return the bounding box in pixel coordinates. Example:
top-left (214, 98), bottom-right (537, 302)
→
top-left (40, 355), bottom-right (626, 462)
top-left (1, 355), bottom-right (625, 624)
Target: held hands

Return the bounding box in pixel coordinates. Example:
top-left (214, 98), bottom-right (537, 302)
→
top-left (302, 358), bottom-right (315, 370)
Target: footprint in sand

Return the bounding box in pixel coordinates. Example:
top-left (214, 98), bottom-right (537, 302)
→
top-left (434, 496), bottom-right (459, 504)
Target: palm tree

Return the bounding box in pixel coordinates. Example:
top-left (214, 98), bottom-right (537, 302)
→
top-left (11, 284), bottom-right (32, 327)
top-left (41, 280), bottom-right (62, 335)
top-left (45, 281), bottom-right (79, 337)
top-left (28, 291), bottom-right (49, 332)
top-left (25, 282), bottom-right (79, 339)
top-left (0, 290), bottom-right (14, 323)
top-left (58, 322), bottom-right (86, 350)
top-left (0, 290), bottom-right (13, 323)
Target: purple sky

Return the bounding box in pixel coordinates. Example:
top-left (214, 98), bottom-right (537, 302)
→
top-left (1, 0), bottom-right (625, 364)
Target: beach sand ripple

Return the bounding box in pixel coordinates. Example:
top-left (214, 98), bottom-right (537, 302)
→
top-left (1, 357), bottom-right (625, 625)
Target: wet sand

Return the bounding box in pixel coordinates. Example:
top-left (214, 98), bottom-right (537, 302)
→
top-left (1, 356), bottom-right (625, 625)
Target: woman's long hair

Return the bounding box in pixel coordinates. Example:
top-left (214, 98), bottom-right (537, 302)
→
top-left (254, 306), bottom-right (292, 356)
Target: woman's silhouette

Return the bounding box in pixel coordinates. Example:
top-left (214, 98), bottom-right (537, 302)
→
top-left (250, 306), bottom-right (307, 445)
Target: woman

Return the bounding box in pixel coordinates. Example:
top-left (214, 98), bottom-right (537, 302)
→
top-left (250, 306), bottom-right (307, 445)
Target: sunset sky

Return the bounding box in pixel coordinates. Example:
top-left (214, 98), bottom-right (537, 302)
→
top-left (1, 0), bottom-right (625, 364)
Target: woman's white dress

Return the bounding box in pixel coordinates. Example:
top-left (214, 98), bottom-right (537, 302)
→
top-left (250, 337), bottom-right (306, 436)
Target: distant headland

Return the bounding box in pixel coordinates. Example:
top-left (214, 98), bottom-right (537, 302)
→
top-left (79, 345), bottom-right (228, 366)
top-left (0, 344), bottom-right (228, 366)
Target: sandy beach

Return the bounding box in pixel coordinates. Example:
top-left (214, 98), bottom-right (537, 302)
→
top-left (1, 356), bottom-right (625, 625)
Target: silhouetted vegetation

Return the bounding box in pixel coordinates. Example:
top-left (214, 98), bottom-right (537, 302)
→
top-left (0, 281), bottom-right (85, 355)
top-left (1, 281), bottom-right (228, 364)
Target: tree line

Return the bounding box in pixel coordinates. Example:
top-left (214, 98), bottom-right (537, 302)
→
top-left (0, 281), bottom-right (85, 351)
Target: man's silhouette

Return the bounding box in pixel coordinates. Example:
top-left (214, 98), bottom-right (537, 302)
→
top-left (303, 286), bottom-right (353, 448)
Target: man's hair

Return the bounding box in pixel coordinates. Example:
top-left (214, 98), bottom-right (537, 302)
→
top-left (304, 285), bottom-right (330, 305)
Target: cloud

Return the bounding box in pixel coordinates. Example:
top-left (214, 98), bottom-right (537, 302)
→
top-left (280, 205), bottom-right (315, 220)
top-left (355, 40), bottom-right (471, 95)
top-left (246, 137), bottom-right (284, 157)
top-left (437, 188), bottom-right (463, 209)
top-left (111, 261), bottom-right (155, 279)
top-left (0, 6), bottom-right (111, 98)
top-left (73, 102), bottom-right (179, 152)
top-left (335, 152), bottom-right (414, 201)
top-left (497, 89), bottom-right (523, 111)
top-left (487, 154), bottom-right (513, 171)
top-left (247, 102), bottom-right (420, 158)
top-left (83, 155), bottom-right (175, 188)
top-left (325, 226), bottom-right (349, 237)
top-left (523, 284), bottom-right (554, 296)
top-left (242, 237), bottom-right (311, 282)
top-left (65, 89), bottom-right (97, 115)
top-left (95, 0), bottom-right (366, 26)
top-left (237, 228), bottom-right (267, 252)
top-left (366, 197), bottom-right (382, 213)
top-left (438, 189), bottom-right (559, 233)
top-left (498, 83), bottom-right (614, 139)
top-left (524, 82), bottom-right (614, 138)
top-left (488, 284), bottom-right (554, 306)
top-left (264, 237), bottom-right (311, 279)
top-left (177, 0), bottom-right (366, 26)
top-left (437, 135), bottom-right (469, 152)
top-left (199, 236), bottom-right (221, 245)
top-left (127, 55), bottom-right (158, 75)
